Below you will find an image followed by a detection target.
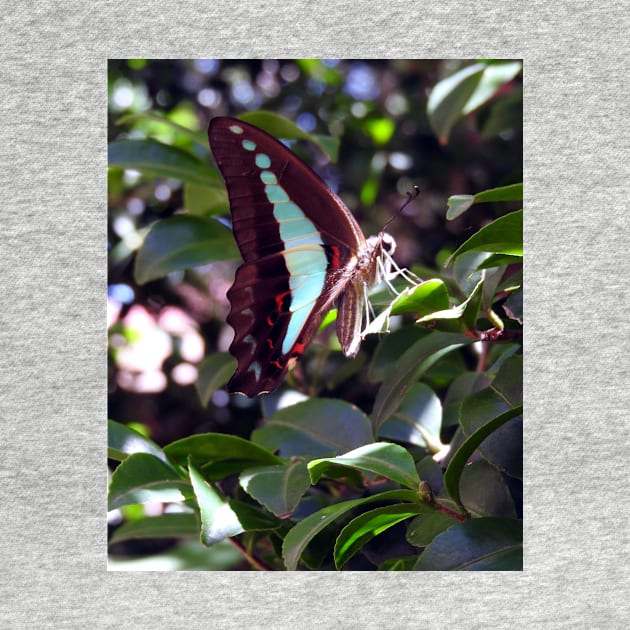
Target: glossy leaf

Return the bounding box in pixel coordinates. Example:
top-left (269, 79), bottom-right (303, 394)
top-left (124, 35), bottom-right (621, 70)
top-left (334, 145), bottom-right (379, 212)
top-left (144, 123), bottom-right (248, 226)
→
top-left (390, 279), bottom-right (450, 317)
top-left (461, 62), bottom-right (522, 115)
top-left (378, 557), bottom-right (418, 571)
top-left (108, 453), bottom-right (190, 510)
top-left (240, 461), bottom-right (311, 518)
top-left (108, 419), bottom-right (167, 463)
top-left (282, 489), bottom-right (418, 570)
top-left (474, 182), bottom-right (523, 203)
top-left (308, 442), bottom-right (421, 490)
top-left (378, 383), bottom-right (443, 451)
top-left (335, 503), bottom-right (428, 568)
top-left (413, 517), bottom-right (522, 570)
top-left (189, 460), bottom-right (244, 545)
top-left (108, 139), bottom-right (220, 186)
top-left (165, 433), bottom-right (284, 468)
top-left (134, 215), bottom-right (238, 284)
top-left (444, 404), bottom-right (523, 508)
top-left (109, 513), bottom-right (199, 544)
top-left (372, 332), bottom-right (471, 432)
top-left (196, 353), bottom-right (237, 407)
top-left (449, 210), bottom-right (523, 262)
top-left (252, 399), bottom-right (373, 458)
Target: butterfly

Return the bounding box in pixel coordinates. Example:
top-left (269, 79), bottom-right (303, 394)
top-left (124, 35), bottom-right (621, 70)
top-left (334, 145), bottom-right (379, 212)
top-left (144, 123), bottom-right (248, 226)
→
top-left (208, 116), bottom-right (408, 397)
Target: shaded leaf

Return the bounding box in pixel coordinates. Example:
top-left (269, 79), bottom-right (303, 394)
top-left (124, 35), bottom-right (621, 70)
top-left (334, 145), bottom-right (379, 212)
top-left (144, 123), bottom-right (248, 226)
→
top-left (109, 513), bottom-right (199, 544)
top-left (459, 460), bottom-right (517, 518)
top-left (372, 332), bottom-right (471, 432)
top-left (108, 139), bottom-right (220, 186)
top-left (240, 461), bottom-right (311, 518)
top-left (378, 383), bottom-right (443, 451)
top-left (134, 216), bottom-right (238, 284)
top-left (252, 398), bottom-right (373, 458)
top-left (413, 517), bottom-right (522, 570)
top-left (406, 512), bottom-right (458, 547)
top-left (196, 353), bottom-right (237, 406)
top-left (165, 433), bottom-right (284, 468)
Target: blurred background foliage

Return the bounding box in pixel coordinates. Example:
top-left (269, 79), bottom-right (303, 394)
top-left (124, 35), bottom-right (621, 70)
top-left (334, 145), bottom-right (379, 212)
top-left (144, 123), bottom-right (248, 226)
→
top-left (107, 59), bottom-right (522, 568)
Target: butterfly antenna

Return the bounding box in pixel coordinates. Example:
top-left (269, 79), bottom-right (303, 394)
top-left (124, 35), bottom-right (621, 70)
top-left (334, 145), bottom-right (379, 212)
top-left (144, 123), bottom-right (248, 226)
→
top-left (381, 185), bottom-right (420, 233)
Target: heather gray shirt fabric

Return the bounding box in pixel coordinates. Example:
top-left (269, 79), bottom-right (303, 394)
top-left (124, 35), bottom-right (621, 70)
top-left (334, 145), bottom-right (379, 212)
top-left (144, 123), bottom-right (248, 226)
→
top-left (1, 1), bottom-right (629, 627)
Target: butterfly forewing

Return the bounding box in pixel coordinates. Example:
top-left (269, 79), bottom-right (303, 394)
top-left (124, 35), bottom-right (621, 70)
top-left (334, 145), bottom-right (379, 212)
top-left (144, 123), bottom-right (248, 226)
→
top-left (209, 117), bottom-right (369, 396)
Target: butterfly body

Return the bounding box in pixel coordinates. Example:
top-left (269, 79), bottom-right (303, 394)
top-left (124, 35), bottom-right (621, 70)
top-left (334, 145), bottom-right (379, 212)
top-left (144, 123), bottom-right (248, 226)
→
top-left (208, 117), bottom-right (395, 396)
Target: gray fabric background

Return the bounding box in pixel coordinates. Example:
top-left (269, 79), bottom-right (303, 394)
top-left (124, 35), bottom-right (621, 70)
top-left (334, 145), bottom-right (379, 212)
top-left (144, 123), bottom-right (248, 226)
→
top-left (1, 0), bottom-right (628, 627)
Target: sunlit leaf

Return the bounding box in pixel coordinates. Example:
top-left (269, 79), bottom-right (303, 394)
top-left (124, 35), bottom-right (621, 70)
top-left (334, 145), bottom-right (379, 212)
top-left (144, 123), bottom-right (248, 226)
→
top-left (282, 489), bottom-right (418, 570)
top-left (308, 442), bottom-right (421, 490)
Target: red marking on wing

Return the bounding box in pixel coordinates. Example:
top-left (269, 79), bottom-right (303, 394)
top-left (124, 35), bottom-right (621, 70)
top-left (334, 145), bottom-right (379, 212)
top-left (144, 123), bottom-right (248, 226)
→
top-left (292, 341), bottom-right (305, 355)
top-left (330, 245), bottom-right (341, 270)
top-left (271, 359), bottom-right (284, 369)
top-left (275, 289), bottom-right (291, 311)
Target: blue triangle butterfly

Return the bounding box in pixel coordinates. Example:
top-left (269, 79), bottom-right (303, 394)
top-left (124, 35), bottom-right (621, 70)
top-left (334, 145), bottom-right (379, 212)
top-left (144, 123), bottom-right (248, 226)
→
top-left (209, 117), bottom-right (403, 396)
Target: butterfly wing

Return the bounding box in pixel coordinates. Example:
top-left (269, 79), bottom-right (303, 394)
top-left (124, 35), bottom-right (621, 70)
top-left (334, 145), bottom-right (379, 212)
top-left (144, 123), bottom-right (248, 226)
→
top-left (208, 117), bottom-right (366, 396)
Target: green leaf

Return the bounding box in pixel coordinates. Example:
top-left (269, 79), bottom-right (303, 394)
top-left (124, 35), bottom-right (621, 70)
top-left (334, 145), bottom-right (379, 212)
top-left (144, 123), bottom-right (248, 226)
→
top-left (134, 216), bottom-right (238, 284)
top-left (414, 278), bottom-right (483, 332)
top-left (459, 355), bottom-right (523, 480)
top-left (240, 460), bottom-right (311, 518)
top-left (109, 513), bottom-right (199, 544)
top-left (449, 210), bottom-right (523, 262)
top-left (108, 139), bottom-right (220, 186)
top-left (116, 111), bottom-right (209, 149)
top-left (238, 110), bottom-right (339, 162)
top-left (282, 489), bottom-right (418, 570)
top-left (334, 503), bottom-right (428, 568)
top-left (364, 118), bottom-right (395, 145)
top-left (107, 539), bottom-right (242, 571)
top-left (390, 279), bottom-right (450, 317)
top-left (107, 419), bottom-right (167, 463)
top-left (459, 460), bottom-right (517, 518)
top-left (378, 383), bottom-right (444, 452)
top-left (308, 442), bottom-right (421, 490)
top-left (368, 328), bottom-right (429, 384)
top-left (475, 254), bottom-right (523, 270)
top-left (474, 183), bottom-right (523, 203)
top-left (195, 353), bottom-right (237, 406)
top-left (413, 517), bottom-right (522, 570)
top-left (446, 194), bottom-right (475, 220)
top-left (406, 512), bottom-right (458, 547)
top-left (108, 453), bottom-right (190, 510)
top-left (165, 433), bottom-right (284, 468)
top-left (378, 557), bottom-right (418, 571)
top-left (189, 460), bottom-right (244, 545)
top-left (183, 182), bottom-right (228, 216)
top-left (443, 404), bottom-right (523, 508)
top-left (461, 61), bottom-right (522, 115)
top-left (372, 332), bottom-right (471, 432)
top-left (427, 63), bottom-right (485, 142)
top-left (251, 398), bottom-right (373, 458)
